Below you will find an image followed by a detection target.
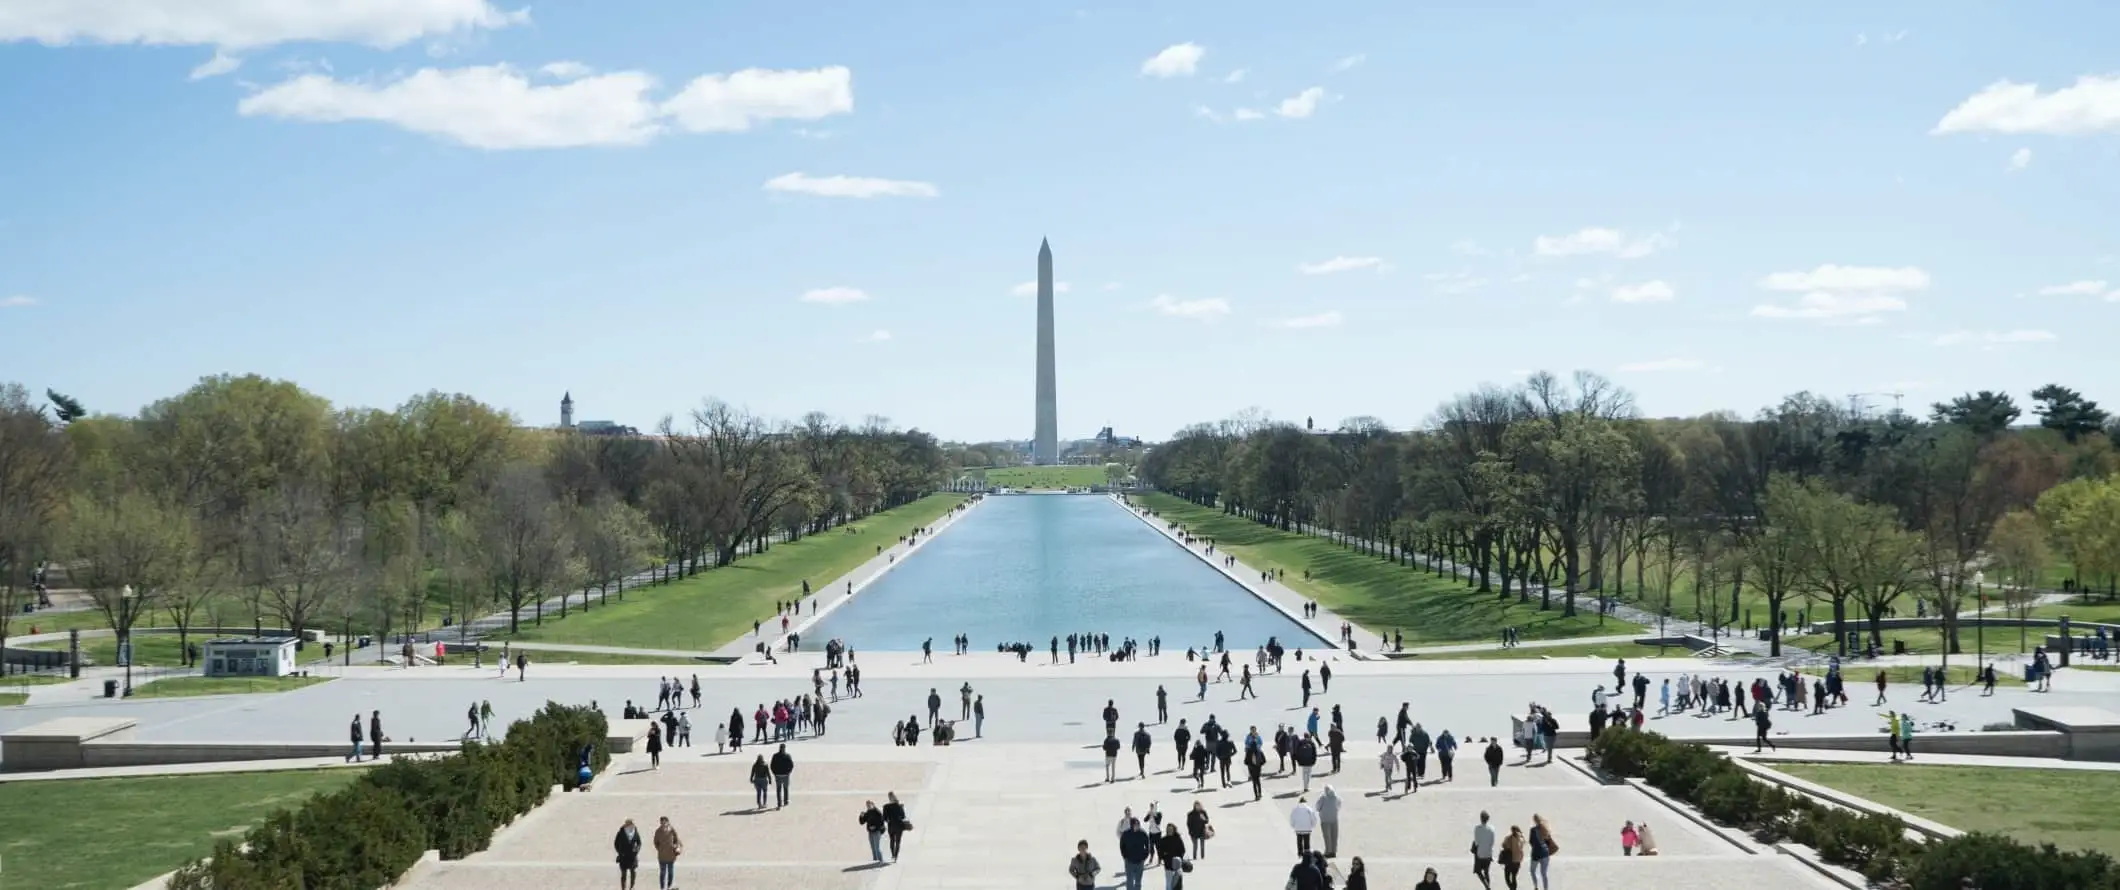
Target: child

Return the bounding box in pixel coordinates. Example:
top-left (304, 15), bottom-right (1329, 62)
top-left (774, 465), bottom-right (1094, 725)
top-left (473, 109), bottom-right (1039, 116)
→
top-left (1620, 820), bottom-right (1640, 856)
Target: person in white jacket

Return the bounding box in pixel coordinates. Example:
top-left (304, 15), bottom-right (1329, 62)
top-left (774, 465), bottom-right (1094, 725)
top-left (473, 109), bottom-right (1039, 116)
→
top-left (1316, 786), bottom-right (1343, 858)
top-left (1289, 796), bottom-right (1319, 857)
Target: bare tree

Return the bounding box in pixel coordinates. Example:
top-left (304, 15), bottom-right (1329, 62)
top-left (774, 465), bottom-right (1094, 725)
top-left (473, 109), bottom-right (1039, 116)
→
top-left (664, 402), bottom-right (808, 567)
top-left (0, 384), bottom-right (72, 654)
top-left (242, 481), bottom-right (356, 640)
top-left (476, 464), bottom-right (575, 632)
top-left (69, 490), bottom-right (195, 688)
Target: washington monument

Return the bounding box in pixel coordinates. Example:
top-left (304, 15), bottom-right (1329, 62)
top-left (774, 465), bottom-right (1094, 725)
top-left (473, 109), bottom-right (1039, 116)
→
top-left (1032, 237), bottom-right (1059, 465)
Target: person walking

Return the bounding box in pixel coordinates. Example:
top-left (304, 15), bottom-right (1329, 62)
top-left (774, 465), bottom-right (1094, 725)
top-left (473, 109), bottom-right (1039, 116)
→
top-left (1378, 743), bottom-right (1397, 792)
top-left (1345, 857), bottom-right (1369, 890)
top-left (1316, 785), bottom-right (1342, 859)
top-left (1119, 817), bottom-right (1154, 890)
top-left (1499, 825), bottom-right (1526, 890)
top-left (713, 718), bottom-right (728, 754)
top-left (1485, 736), bottom-right (1505, 786)
top-left (347, 714), bottom-right (364, 762)
top-left (1528, 814), bottom-right (1559, 890)
top-left (652, 816), bottom-right (682, 890)
top-left (646, 722), bottom-right (664, 769)
top-left (859, 800), bottom-right (887, 863)
top-left (879, 792), bottom-right (910, 861)
top-left (614, 818), bottom-right (643, 890)
top-left (1245, 740), bottom-right (1267, 800)
top-left (1294, 733), bottom-right (1319, 791)
top-left (1156, 823), bottom-right (1187, 890)
top-left (1436, 728), bottom-right (1458, 782)
top-left (770, 743), bottom-right (795, 808)
top-left (1287, 851), bottom-right (1326, 890)
top-left (1751, 703), bottom-right (1777, 752)
top-left (479, 700), bottom-right (494, 737)
top-left (749, 754), bottom-right (771, 809)
top-left (1103, 732), bottom-right (1122, 782)
top-left (1070, 839), bottom-right (1102, 890)
top-left (1185, 801), bottom-right (1212, 860)
top-left (1132, 722), bottom-right (1154, 778)
top-left (1288, 795), bottom-right (1319, 856)
top-left (369, 710), bottom-right (385, 762)
top-left (1471, 810), bottom-right (1497, 889)
top-left (465, 703), bottom-right (481, 740)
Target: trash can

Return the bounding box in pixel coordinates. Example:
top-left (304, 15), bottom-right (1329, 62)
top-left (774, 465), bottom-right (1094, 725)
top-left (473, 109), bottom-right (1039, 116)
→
top-left (1893, 640), bottom-right (1907, 655)
top-left (103, 679), bottom-right (118, 698)
top-left (2024, 664), bottom-right (2037, 683)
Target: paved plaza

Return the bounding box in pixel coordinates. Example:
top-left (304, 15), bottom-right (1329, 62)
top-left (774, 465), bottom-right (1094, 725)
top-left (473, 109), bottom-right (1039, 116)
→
top-left (396, 738), bottom-right (1840, 890)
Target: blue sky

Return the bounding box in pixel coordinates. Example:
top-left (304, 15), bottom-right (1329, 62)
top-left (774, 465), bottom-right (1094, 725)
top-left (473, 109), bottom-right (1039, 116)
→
top-left (3, 1), bottom-right (2118, 442)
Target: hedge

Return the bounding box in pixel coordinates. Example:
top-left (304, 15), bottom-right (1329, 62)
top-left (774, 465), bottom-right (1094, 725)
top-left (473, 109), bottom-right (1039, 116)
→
top-left (1586, 729), bottom-right (2120, 890)
top-left (167, 702), bottom-right (609, 889)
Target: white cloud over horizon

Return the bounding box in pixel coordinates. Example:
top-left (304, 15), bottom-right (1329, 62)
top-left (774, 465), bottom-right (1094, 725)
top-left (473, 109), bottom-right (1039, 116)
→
top-left (1149, 294), bottom-right (1230, 320)
top-left (859, 329), bottom-right (892, 343)
top-left (1533, 227), bottom-right (1666, 259)
top-left (1298, 256), bottom-right (1384, 275)
top-left (189, 50), bottom-right (241, 79)
top-left (0, 0), bottom-right (526, 50)
top-left (765, 172), bottom-right (937, 199)
top-left (1141, 43), bottom-right (1204, 78)
top-left (1931, 329), bottom-right (2057, 347)
top-left (800, 287), bottom-right (870, 305)
top-left (2036, 280), bottom-right (2106, 296)
top-left (1935, 74), bottom-right (2120, 136)
top-left (0, 295), bottom-right (37, 308)
top-left (1752, 264), bottom-right (1928, 323)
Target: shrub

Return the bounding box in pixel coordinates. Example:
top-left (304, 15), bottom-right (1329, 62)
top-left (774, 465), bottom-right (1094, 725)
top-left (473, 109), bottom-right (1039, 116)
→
top-left (164, 703), bottom-right (608, 888)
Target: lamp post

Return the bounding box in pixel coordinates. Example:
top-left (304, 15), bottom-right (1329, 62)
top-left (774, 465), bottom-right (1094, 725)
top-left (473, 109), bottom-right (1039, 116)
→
top-left (119, 584), bottom-right (135, 697)
top-left (1974, 570), bottom-right (1986, 683)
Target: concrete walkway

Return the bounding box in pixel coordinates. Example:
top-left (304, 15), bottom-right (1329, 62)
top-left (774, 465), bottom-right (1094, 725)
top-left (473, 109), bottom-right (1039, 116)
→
top-left (1118, 496), bottom-right (1373, 656)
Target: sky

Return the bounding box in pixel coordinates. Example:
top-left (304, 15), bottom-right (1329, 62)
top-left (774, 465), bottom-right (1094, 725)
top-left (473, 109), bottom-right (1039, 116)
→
top-left (3, 1), bottom-right (2118, 443)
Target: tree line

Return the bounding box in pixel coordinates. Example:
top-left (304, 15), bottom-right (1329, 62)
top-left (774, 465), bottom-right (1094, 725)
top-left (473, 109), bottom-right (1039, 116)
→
top-left (1140, 372), bottom-right (2120, 656)
top-left (0, 376), bottom-right (950, 662)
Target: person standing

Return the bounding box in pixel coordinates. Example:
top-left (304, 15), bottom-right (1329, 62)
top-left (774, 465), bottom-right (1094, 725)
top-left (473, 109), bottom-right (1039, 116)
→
top-left (1326, 722), bottom-right (1346, 774)
top-left (1119, 817), bottom-right (1153, 890)
top-left (859, 800), bottom-right (887, 864)
top-left (881, 792), bottom-right (909, 861)
top-left (973, 695), bottom-right (985, 738)
top-left (1316, 786), bottom-right (1342, 859)
top-left (1883, 711), bottom-right (1903, 761)
top-left (1132, 722), bottom-right (1153, 779)
top-left (1528, 814), bottom-right (1559, 890)
top-left (1185, 801), bottom-right (1212, 860)
top-left (646, 722), bottom-right (664, 770)
top-left (369, 710), bottom-right (385, 762)
top-left (1244, 740), bottom-right (1267, 800)
top-left (652, 816), bottom-right (682, 890)
top-left (347, 714), bottom-right (364, 762)
top-left (1288, 795), bottom-right (1319, 856)
top-left (613, 818), bottom-right (643, 890)
top-left (1287, 851), bottom-right (1325, 890)
top-left (1345, 857), bottom-right (1370, 890)
top-left (960, 682), bottom-right (974, 720)
top-left (1471, 810), bottom-right (1497, 889)
top-left (927, 688), bottom-right (942, 726)
top-left (1414, 866), bottom-right (1441, 890)
top-left (1485, 736), bottom-right (1505, 786)
top-left (1172, 720), bottom-right (1192, 769)
top-left (770, 743), bottom-right (795, 808)
top-left (515, 651), bottom-right (527, 682)
top-left (1301, 669), bottom-right (1313, 708)
top-left (1156, 685), bottom-right (1169, 724)
top-left (1070, 839), bottom-right (1101, 890)
top-left (1436, 728), bottom-right (1458, 782)
top-left (1103, 700), bottom-right (1121, 737)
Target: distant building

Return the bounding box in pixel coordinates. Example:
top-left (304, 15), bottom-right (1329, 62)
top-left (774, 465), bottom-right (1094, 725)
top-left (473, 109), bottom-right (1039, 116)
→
top-left (557, 394), bottom-right (640, 437)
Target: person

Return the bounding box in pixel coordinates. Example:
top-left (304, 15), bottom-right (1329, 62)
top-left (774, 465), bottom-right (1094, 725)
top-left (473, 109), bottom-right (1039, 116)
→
top-left (858, 800), bottom-right (887, 863)
top-left (1289, 795), bottom-right (1319, 856)
top-left (613, 818), bottom-right (642, 890)
top-left (1621, 819), bottom-right (1639, 855)
top-left (1326, 856), bottom-right (1360, 890)
top-left (1173, 720), bottom-right (1192, 769)
top-left (1436, 728), bottom-right (1458, 781)
top-left (770, 743), bottom-right (795, 807)
top-left (1378, 743), bottom-right (1398, 792)
top-left (1316, 786), bottom-right (1342, 858)
top-left (1528, 814), bottom-right (1558, 890)
top-left (652, 816), bottom-right (682, 890)
top-left (1636, 821), bottom-right (1659, 856)
top-left (882, 792), bottom-right (910, 861)
top-left (480, 700), bottom-right (494, 737)
top-left (1751, 703), bottom-right (1777, 752)
top-left (1499, 825), bottom-right (1525, 890)
top-left (714, 718), bottom-right (728, 754)
top-left (369, 710), bottom-right (385, 762)
top-left (1471, 810), bottom-right (1497, 889)
top-left (974, 695), bottom-right (985, 737)
top-left (347, 714), bottom-right (364, 762)
top-left (466, 702), bottom-right (481, 740)
top-left (1186, 801), bottom-right (1212, 860)
top-left (1288, 851), bottom-right (1326, 890)
top-left (1119, 817), bottom-right (1154, 890)
top-left (1484, 736), bottom-right (1505, 787)
top-left (1900, 711), bottom-right (1916, 760)
top-left (1156, 823), bottom-right (1188, 890)
top-left (1133, 722), bottom-right (1154, 778)
top-left (1103, 732), bottom-right (1123, 782)
top-left (1070, 839), bottom-right (1102, 890)
top-left (749, 754), bottom-right (771, 809)
top-left (646, 722), bottom-right (664, 769)
top-left (1415, 867), bottom-right (1442, 890)
top-left (1157, 685), bottom-right (1170, 723)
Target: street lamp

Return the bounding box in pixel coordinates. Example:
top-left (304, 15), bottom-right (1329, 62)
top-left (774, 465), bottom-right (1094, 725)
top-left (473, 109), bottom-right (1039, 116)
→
top-left (1974, 570), bottom-right (1986, 684)
top-left (119, 584), bottom-right (135, 697)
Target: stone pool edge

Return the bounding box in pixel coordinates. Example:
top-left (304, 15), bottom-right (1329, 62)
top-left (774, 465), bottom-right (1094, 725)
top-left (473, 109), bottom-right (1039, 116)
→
top-left (778, 495), bottom-right (989, 652)
top-left (1109, 494), bottom-right (1349, 653)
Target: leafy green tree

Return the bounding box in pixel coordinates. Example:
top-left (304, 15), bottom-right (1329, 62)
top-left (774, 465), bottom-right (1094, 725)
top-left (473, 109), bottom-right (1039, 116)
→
top-left (2030, 384), bottom-right (2110, 443)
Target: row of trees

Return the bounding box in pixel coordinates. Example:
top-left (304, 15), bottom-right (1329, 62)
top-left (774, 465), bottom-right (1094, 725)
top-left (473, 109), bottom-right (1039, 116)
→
top-left (1142, 373), bottom-right (2120, 656)
top-left (0, 377), bottom-right (949, 664)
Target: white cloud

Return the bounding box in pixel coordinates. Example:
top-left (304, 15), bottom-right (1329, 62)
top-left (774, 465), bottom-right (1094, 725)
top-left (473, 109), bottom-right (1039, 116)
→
top-left (1148, 294), bottom-right (1230, 321)
top-left (1617, 358), bottom-right (1704, 373)
top-left (1223, 69), bottom-right (1247, 84)
top-left (765, 172), bottom-right (937, 199)
top-left (2036, 280), bottom-right (2106, 296)
top-left (661, 66), bottom-right (852, 133)
top-left (0, 295), bottom-right (36, 308)
top-left (1751, 264), bottom-right (1928, 323)
top-left (2009, 147), bottom-right (2032, 171)
top-left (1934, 75), bottom-right (2120, 136)
top-left (1533, 227), bottom-right (1666, 259)
top-left (1610, 280), bottom-right (1676, 303)
top-left (1011, 281), bottom-right (1073, 297)
top-left (1277, 311), bottom-right (1343, 329)
top-left (539, 61), bottom-right (593, 80)
top-left (1424, 271), bottom-right (1489, 294)
top-left (0, 0), bottom-right (526, 50)
top-left (1931, 329), bottom-right (2057, 347)
top-left (1141, 43), bottom-right (1204, 78)
top-left (859, 329), bottom-right (892, 343)
top-left (240, 64), bottom-right (854, 150)
top-left (800, 287), bottom-right (869, 305)
top-left (1275, 87), bottom-right (1326, 119)
top-left (1298, 255), bottom-right (1384, 275)
top-left (189, 49), bottom-right (240, 80)
top-left (1331, 53), bottom-right (1366, 73)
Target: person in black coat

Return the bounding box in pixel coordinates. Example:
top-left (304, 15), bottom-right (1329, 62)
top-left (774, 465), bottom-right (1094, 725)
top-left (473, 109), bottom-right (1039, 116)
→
top-left (613, 819), bottom-right (643, 889)
top-left (1131, 723), bottom-right (1154, 778)
top-left (728, 709), bottom-right (745, 752)
top-left (881, 792), bottom-right (910, 860)
top-left (1288, 852), bottom-right (1326, 890)
top-left (646, 723), bottom-right (664, 769)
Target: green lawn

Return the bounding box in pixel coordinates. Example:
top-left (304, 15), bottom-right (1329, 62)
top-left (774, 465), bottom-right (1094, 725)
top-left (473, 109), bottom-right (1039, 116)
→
top-left (25, 633), bottom-right (192, 667)
top-left (2028, 600), bottom-right (2120, 624)
top-left (1771, 763), bottom-right (2120, 854)
top-left (1138, 493), bottom-right (1638, 644)
top-left (133, 675), bottom-right (332, 698)
top-left (1405, 641), bottom-right (1682, 660)
top-left (2, 606), bottom-right (112, 635)
top-left (0, 672), bottom-right (71, 686)
top-left (0, 692), bottom-right (24, 706)
top-left (0, 768), bottom-right (365, 889)
top-left (976, 465), bottom-right (1116, 489)
top-left (1790, 625), bottom-right (2037, 658)
top-left (507, 494), bottom-right (966, 650)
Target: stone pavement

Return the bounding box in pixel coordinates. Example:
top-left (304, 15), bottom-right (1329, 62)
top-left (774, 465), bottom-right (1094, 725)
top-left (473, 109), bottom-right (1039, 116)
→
top-left (396, 740), bottom-right (1841, 890)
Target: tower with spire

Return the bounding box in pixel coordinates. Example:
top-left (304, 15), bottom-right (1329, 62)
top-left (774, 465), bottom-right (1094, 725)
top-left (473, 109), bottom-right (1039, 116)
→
top-left (1033, 238), bottom-right (1059, 465)
top-left (560, 392), bottom-right (574, 429)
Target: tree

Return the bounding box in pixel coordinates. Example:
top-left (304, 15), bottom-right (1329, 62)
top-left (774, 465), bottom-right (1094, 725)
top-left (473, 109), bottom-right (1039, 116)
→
top-left (577, 497), bottom-right (657, 605)
top-left (0, 384), bottom-right (72, 652)
top-left (2030, 384), bottom-right (2110, 443)
top-left (1987, 509), bottom-right (2048, 652)
top-left (1745, 475), bottom-right (1811, 656)
top-left (69, 490), bottom-right (196, 685)
top-left (1931, 390), bottom-right (2021, 437)
top-left (476, 464), bottom-right (575, 632)
top-left (664, 402), bottom-right (809, 568)
top-left (1782, 478), bottom-right (1863, 655)
top-left (1846, 503), bottom-right (1923, 651)
top-left (242, 481), bottom-right (354, 640)
top-left (2038, 475), bottom-right (2120, 599)
top-left (44, 389), bottom-right (86, 423)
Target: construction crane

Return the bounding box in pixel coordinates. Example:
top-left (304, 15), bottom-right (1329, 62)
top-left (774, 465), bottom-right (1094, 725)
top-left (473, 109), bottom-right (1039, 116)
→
top-left (1849, 392), bottom-right (1906, 419)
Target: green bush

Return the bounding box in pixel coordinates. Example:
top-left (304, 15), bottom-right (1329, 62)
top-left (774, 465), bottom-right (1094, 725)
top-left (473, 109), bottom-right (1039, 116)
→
top-left (165, 703), bottom-right (608, 889)
top-left (1586, 729), bottom-right (2118, 888)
